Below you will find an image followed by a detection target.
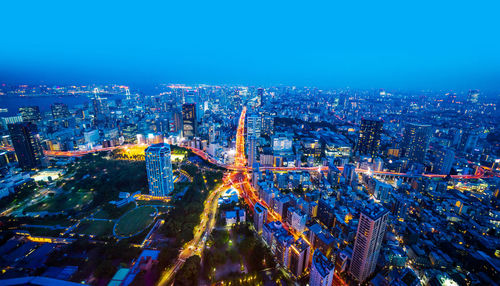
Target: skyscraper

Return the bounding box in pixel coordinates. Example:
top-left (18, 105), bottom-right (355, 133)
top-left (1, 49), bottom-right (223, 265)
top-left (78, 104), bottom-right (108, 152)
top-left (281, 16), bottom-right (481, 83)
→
top-left (247, 113), bottom-right (261, 138)
top-left (261, 112), bottom-right (275, 136)
top-left (309, 250), bottom-right (335, 286)
top-left (356, 118), bottom-right (383, 158)
top-left (8, 122), bottom-right (44, 170)
top-left (51, 103), bottom-right (70, 119)
top-left (182, 103), bottom-right (198, 139)
top-left (402, 123), bottom-right (432, 164)
top-left (145, 143), bottom-right (174, 197)
top-left (350, 203), bottom-right (389, 282)
top-left (18, 106), bottom-right (41, 123)
top-left (257, 88), bottom-right (264, 106)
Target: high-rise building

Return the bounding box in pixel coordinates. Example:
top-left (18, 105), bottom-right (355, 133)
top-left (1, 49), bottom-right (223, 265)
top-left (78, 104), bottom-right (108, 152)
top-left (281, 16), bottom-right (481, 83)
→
top-left (289, 238), bottom-right (311, 278)
top-left (309, 250), bottom-right (335, 286)
top-left (19, 106), bottom-right (41, 123)
top-left (182, 103), bottom-right (198, 139)
top-left (356, 118), bottom-right (383, 157)
top-left (1, 116), bottom-right (23, 130)
top-left (317, 198), bottom-right (335, 228)
top-left (145, 143), bottom-right (174, 197)
top-left (247, 136), bottom-right (257, 167)
top-left (8, 122), bottom-right (44, 170)
top-left (261, 112), bottom-right (275, 136)
top-left (433, 147), bottom-right (455, 175)
top-left (402, 123), bottom-right (432, 164)
top-left (51, 103), bottom-right (70, 119)
top-left (342, 163), bottom-right (357, 185)
top-left (122, 124), bottom-right (138, 143)
top-left (254, 202), bottom-right (268, 234)
top-left (350, 203), bottom-right (389, 282)
top-left (257, 88), bottom-right (264, 106)
top-left (247, 113), bottom-right (261, 138)
top-left (92, 97), bottom-right (109, 123)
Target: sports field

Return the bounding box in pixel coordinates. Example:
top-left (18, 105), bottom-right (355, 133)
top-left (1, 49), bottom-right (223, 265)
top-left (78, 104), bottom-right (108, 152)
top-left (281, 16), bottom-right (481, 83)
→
top-left (114, 205), bottom-right (157, 238)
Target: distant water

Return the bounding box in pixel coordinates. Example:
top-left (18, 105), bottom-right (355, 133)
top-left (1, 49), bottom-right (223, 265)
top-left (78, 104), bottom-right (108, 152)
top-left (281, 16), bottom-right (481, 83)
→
top-left (0, 95), bottom-right (124, 116)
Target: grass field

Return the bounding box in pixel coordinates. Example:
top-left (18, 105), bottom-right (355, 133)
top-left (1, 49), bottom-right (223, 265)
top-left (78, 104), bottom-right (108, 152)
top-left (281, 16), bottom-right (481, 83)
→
top-left (93, 202), bottom-right (136, 220)
top-left (24, 190), bottom-right (93, 213)
top-left (75, 219), bottom-right (114, 237)
top-left (114, 206), bottom-right (157, 238)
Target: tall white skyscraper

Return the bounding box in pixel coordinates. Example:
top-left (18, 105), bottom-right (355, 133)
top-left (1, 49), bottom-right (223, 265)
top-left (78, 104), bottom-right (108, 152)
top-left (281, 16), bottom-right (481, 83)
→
top-left (145, 143), bottom-right (174, 197)
top-left (309, 250), bottom-right (335, 286)
top-left (350, 203), bottom-right (389, 282)
top-left (247, 113), bottom-right (261, 138)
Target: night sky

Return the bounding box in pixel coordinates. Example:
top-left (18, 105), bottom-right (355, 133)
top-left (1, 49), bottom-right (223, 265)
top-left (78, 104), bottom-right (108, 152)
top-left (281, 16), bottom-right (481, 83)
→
top-left (1, 0), bottom-right (499, 90)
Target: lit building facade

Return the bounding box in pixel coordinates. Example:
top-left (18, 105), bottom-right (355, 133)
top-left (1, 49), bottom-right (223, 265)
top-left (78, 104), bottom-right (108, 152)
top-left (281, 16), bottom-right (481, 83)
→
top-left (51, 102), bottom-right (70, 119)
top-left (8, 122), bottom-right (44, 170)
top-left (402, 123), bottom-right (432, 164)
top-left (19, 106), bottom-right (41, 123)
top-left (182, 103), bottom-right (198, 139)
top-left (356, 118), bottom-right (383, 158)
top-left (350, 203), bottom-right (389, 282)
top-left (145, 143), bottom-right (174, 197)
top-left (309, 250), bottom-right (335, 286)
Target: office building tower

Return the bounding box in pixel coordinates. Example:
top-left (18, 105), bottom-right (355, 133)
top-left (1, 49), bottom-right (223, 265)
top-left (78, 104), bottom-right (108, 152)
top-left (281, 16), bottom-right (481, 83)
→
top-left (317, 198), bottom-right (336, 228)
top-left (51, 103), bottom-right (70, 119)
top-left (257, 88), bottom-right (264, 106)
top-left (145, 143), bottom-right (174, 197)
top-left (182, 103), bottom-right (198, 139)
top-left (8, 122), bottom-right (44, 170)
top-left (261, 112), bottom-right (275, 136)
top-left (342, 163), bottom-right (356, 185)
top-left (247, 113), bottom-right (261, 138)
top-left (289, 238), bottom-right (311, 278)
top-left (350, 203), bottom-right (389, 282)
top-left (19, 106), bottom-right (41, 123)
top-left (309, 250), bottom-right (335, 286)
top-left (433, 147), bottom-right (455, 175)
top-left (172, 111), bottom-right (182, 133)
top-left (402, 123), bottom-right (432, 164)
top-left (1, 116), bottom-right (23, 129)
top-left (247, 136), bottom-right (257, 167)
top-left (92, 96), bottom-right (109, 121)
top-left (254, 202), bottom-right (268, 234)
top-left (356, 118), bottom-right (383, 157)
top-left (122, 124), bottom-right (138, 143)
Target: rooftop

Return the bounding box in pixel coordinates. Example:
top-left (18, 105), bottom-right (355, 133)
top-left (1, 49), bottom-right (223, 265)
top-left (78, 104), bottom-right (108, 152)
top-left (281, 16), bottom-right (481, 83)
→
top-left (362, 202), bottom-right (389, 221)
top-left (312, 250), bottom-right (334, 278)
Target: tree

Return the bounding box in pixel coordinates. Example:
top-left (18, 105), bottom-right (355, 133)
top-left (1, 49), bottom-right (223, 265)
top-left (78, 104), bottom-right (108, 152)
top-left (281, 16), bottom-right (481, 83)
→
top-left (174, 255), bottom-right (201, 286)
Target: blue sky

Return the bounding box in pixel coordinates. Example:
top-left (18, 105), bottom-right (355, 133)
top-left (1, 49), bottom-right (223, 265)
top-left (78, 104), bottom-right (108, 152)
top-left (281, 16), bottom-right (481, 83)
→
top-left (1, 0), bottom-right (499, 90)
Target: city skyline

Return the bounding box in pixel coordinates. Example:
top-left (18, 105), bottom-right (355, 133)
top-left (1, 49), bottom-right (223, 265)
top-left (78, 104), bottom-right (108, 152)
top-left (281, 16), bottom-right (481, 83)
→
top-left (0, 1), bottom-right (499, 285)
